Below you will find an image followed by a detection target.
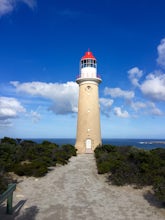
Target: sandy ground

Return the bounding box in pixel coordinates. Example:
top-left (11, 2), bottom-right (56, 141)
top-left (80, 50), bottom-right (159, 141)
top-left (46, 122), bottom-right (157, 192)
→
top-left (0, 154), bottom-right (165, 220)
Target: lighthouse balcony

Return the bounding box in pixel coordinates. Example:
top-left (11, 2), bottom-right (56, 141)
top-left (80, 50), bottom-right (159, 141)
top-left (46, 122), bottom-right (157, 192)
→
top-left (76, 74), bottom-right (102, 84)
top-left (76, 74), bottom-right (101, 79)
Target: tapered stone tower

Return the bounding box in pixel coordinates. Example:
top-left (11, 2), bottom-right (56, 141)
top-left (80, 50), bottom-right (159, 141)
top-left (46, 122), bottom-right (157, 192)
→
top-left (75, 51), bottom-right (102, 153)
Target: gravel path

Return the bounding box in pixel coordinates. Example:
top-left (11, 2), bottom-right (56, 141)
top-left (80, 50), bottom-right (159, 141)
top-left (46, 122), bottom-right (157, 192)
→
top-left (1, 154), bottom-right (165, 220)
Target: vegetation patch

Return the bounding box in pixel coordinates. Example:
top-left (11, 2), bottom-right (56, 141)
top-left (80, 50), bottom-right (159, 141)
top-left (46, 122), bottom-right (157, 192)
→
top-left (95, 145), bottom-right (165, 205)
top-left (0, 137), bottom-right (77, 194)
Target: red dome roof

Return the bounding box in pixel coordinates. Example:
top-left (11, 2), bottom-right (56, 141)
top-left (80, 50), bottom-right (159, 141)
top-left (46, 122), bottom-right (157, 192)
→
top-left (81, 51), bottom-right (96, 60)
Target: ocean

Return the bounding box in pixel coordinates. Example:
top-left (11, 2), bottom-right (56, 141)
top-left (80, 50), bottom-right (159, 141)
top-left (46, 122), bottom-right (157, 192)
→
top-left (29, 138), bottom-right (165, 150)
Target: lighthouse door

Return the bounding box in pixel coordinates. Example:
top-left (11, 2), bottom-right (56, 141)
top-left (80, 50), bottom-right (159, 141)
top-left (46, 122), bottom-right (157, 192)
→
top-left (85, 139), bottom-right (92, 153)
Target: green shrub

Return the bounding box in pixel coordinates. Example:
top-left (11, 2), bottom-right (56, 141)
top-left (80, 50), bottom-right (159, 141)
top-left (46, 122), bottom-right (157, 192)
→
top-left (1, 137), bottom-right (17, 145)
top-left (0, 175), bottom-right (8, 194)
top-left (153, 176), bottom-right (165, 203)
top-left (61, 144), bottom-right (77, 157)
top-left (0, 137), bottom-right (77, 190)
top-left (95, 144), bottom-right (165, 205)
top-left (14, 160), bottom-right (48, 177)
top-left (54, 150), bottom-right (69, 165)
top-left (97, 161), bottom-right (111, 174)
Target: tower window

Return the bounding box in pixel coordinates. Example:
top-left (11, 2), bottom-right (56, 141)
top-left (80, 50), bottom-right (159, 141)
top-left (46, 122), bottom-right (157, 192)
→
top-left (81, 59), bottom-right (97, 68)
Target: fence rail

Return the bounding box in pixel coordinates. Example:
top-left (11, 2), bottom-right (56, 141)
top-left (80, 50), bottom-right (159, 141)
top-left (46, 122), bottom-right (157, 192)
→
top-left (0, 183), bottom-right (16, 214)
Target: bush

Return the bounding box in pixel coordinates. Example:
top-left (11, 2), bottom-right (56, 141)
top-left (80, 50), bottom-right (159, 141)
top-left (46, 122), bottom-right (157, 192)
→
top-left (97, 161), bottom-right (111, 174)
top-left (0, 174), bottom-right (8, 194)
top-left (0, 137), bottom-right (77, 193)
top-left (1, 137), bottom-right (17, 145)
top-left (61, 144), bottom-right (77, 157)
top-left (14, 160), bottom-right (48, 177)
top-left (153, 176), bottom-right (165, 203)
top-left (0, 172), bottom-right (14, 195)
top-left (95, 144), bottom-right (165, 204)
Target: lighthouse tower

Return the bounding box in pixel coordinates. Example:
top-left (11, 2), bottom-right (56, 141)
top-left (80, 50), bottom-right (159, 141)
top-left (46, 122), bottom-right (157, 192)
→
top-left (75, 51), bottom-right (102, 153)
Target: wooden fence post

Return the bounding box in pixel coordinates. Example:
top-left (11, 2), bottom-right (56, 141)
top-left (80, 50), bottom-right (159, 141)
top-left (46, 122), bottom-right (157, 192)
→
top-left (0, 183), bottom-right (16, 215)
top-left (7, 184), bottom-right (13, 214)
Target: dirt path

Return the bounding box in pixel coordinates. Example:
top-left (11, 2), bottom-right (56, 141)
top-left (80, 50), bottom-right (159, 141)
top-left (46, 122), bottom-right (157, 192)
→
top-left (1, 154), bottom-right (165, 220)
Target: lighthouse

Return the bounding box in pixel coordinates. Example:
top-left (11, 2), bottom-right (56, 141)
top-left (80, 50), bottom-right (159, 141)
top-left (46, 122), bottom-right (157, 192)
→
top-left (75, 50), bottom-right (102, 153)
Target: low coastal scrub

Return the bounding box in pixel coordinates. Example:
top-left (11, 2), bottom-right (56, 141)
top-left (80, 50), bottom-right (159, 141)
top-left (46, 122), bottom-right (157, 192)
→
top-left (0, 137), bottom-right (77, 194)
top-left (95, 145), bottom-right (165, 204)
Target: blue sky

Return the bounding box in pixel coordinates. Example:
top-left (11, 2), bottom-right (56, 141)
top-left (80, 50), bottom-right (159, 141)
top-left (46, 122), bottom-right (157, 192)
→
top-left (0, 0), bottom-right (165, 139)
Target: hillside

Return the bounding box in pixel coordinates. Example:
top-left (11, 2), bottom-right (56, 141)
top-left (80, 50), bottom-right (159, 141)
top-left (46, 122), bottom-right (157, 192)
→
top-left (0, 154), bottom-right (165, 220)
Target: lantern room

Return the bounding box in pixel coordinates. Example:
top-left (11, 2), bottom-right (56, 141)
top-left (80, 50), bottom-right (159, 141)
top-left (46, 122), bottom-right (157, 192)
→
top-left (78, 51), bottom-right (99, 80)
top-left (80, 51), bottom-right (97, 69)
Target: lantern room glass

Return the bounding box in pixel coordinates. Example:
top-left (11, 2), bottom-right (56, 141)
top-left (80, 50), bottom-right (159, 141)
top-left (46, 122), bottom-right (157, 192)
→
top-left (81, 59), bottom-right (97, 68)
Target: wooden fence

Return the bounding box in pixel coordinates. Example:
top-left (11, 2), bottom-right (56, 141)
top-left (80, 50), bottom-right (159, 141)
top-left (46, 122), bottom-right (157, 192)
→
top-left (0, 183), bottom-right (16, 214)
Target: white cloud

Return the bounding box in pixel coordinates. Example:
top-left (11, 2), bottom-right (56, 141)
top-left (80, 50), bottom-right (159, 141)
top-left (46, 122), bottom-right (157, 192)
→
top-left (0, 0), bottom-right (13, 16)
top-left (104, 87), bottom-right (134, 100)
top-left (11, 81), bottom-right (79, 115)
top-left (100, 98), bottom-right (114, 117)
top-left (130, 101), bottom-right (147, 111)
top-left (147, 102), bottom-right (163, 116)
top-left (21, 0), bottom-right (36, 9)
top-left (0, 0), bottom-right (36, 16)
top-left (128, 67), bottom-right (143, 87)
top-left (0, 96), bottom-right (25, 119)
top-left (140, 72), bottom-right (165, 101)
top-left (157, 38), bottom-right (165, 69)
top-left (0, 97), bottom-right (25, 126)
top-left (130, 100), bottom-right (163, 116)
top-left (100, 98), bottom-right (114, 107)
top-left (0, 119), bottom-right (12, 127)
top-left (150, 107), bottom-right (163, 116)
top-left (114, 107), bottom-right (129, 118)
top-left (29, 110), bottom-right (41, 123)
